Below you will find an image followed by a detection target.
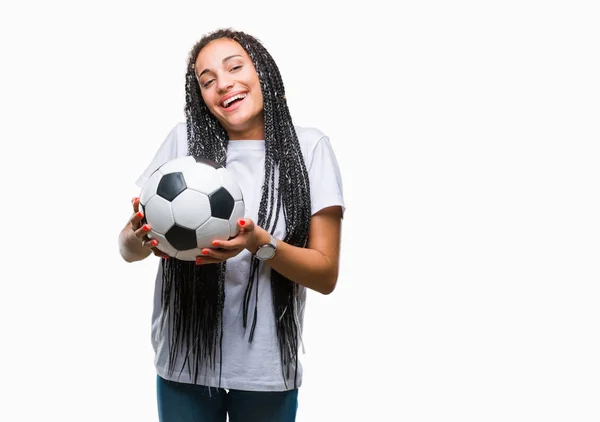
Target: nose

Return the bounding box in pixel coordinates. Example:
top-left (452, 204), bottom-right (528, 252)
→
top-left (216, 72), bottom-right (234, 93)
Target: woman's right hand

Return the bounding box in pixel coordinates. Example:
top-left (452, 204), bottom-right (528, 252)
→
top-left (130, 197), bottom-right (167, 258)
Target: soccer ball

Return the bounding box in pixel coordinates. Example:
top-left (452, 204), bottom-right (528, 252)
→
top-left (138, 156), bottom-right (245, 261)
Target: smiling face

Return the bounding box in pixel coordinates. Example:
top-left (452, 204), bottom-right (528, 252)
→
top-left (194, 38), bottom-right (265, 140)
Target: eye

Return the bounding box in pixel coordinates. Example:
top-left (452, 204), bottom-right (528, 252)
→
top-left (202, 79), bottom-right (214, 89)
top-left (230, 65), bottom-right (243, 72)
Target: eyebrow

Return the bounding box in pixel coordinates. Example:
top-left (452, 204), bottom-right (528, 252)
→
top-left (198, 54), bottom-right (243, 78)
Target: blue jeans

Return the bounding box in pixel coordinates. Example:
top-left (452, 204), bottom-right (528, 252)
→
top-left (157, 375), bottom-right (298, 422)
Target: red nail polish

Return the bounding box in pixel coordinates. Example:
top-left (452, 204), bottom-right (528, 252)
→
top-left (239, 220), bottom-right (246, 226)
top-left (196, 258), bottom-right (202, 265)
top-left (212, 241), bottom-right (219, 247)
top-left (162, 255), bottom-right (169, 259)
top-left (136, 212), bottom-right (143, 218)
top-left (151, 240), bottom-right (158, 247)
top-left (202, 250), bottom-right (208, 255)
top-left (143, 224), bottom-right (150, 231)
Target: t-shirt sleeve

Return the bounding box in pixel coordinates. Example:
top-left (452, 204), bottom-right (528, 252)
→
top-left (135, 125), bottom-right (182, 189)
top-left (308, 136), bottom-right (345, 217)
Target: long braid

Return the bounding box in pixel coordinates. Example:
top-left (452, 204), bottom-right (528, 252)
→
top-left (160, 28), bottom-right (310, 388)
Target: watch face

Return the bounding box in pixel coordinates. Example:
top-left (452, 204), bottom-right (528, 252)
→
top-left (257, 245), bottom-right (275, 260)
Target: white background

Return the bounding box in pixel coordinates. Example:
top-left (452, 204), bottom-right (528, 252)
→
top-left (1, 0), bottom-right (599, 421)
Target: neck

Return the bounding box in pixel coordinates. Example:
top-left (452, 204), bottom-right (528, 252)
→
top-left (229, 127), bottom-right (264, 140)
top-left (227, 115), bottom-right (265, 140)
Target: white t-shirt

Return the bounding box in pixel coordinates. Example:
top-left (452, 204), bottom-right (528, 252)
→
top-left (135, 122), bottom-right (345, 391)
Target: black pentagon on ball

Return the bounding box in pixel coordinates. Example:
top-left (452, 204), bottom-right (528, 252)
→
top-left (194, 156), bottom-right (224, 169)
top-left (165, 224), bottom-right (198, 251)
top-left (209, 187), bottom-right (235, 219)
top-left (157, 172), bottom-right (187, 201)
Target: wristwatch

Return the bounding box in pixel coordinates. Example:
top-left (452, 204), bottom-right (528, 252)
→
top-left (255, 235), bottom-right (278, 261)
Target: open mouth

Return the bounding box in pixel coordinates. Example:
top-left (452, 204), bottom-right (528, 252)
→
top-left (221, 93), bottom-right (247, 108)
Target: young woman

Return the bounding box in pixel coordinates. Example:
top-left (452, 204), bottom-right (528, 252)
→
top-left (118, 28), bottom-right (345, 422)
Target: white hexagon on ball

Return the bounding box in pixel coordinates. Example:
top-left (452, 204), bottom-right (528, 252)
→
top-left (196, 217), bottom-right (231, 249)
top-left (171, 189), bottom-right (211, 230)
top-left (183, 165), bottom-right (223, 195)
top-left (175, 248), bottom-right (203, 261)
top-left (158, 156), bottom-right (197, 175)
top-left (140, 170), bottom-right (163, 206)
top-left (146, 231), bottom-right (178, 257)
top-left (144, 195), bottom-right (175, 235)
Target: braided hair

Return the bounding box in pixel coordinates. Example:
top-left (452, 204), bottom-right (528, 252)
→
top-left (160, 28), bottom-right (311, 388)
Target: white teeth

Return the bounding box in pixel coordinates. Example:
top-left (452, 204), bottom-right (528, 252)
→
top-left (222, 93), bottom-right (246, 107)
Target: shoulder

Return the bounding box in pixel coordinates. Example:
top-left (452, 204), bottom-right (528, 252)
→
top-left (295, 126), bottom-right (345, 215)
top-left (295, 125), bottom-right (327, 147)
top-left (294, 126), bottom-right (329, 163)
top-left (155, 122), bottom-right (187, 151)
top-left (135, 122), bottom-right (188, 188)
top-left (165, 122), bottom-right (188, 157)
top-left (173, 122), bottom-right (187, 145)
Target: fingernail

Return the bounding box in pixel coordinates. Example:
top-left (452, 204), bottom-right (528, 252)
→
top-left (137, 212), bottom-right (143, 218)
top-left (212, 241), bottom-right (219, 247)
top-left (131, 197), bottom-right (138, 204)
top-left (162, 255), bottom-right (169, 259)
top-left (238, 220), bottom-right (246, 226)
top-left (151, 240), bottom-right (158, 247)
top-left (202, 250), bottom-right (208, 255)
top-left (142, 224), bottom-right (150, 232)
top-left (196, 258), bottom-right (202, 265)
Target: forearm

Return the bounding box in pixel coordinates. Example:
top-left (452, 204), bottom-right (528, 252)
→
top-left (253, 228), bottom-right (338, 295)
top-left (118, 225), bottom-right (151, 263)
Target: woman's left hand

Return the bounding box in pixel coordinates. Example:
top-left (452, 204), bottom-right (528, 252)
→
top-left (195, 218), bottom-right (266, 265)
